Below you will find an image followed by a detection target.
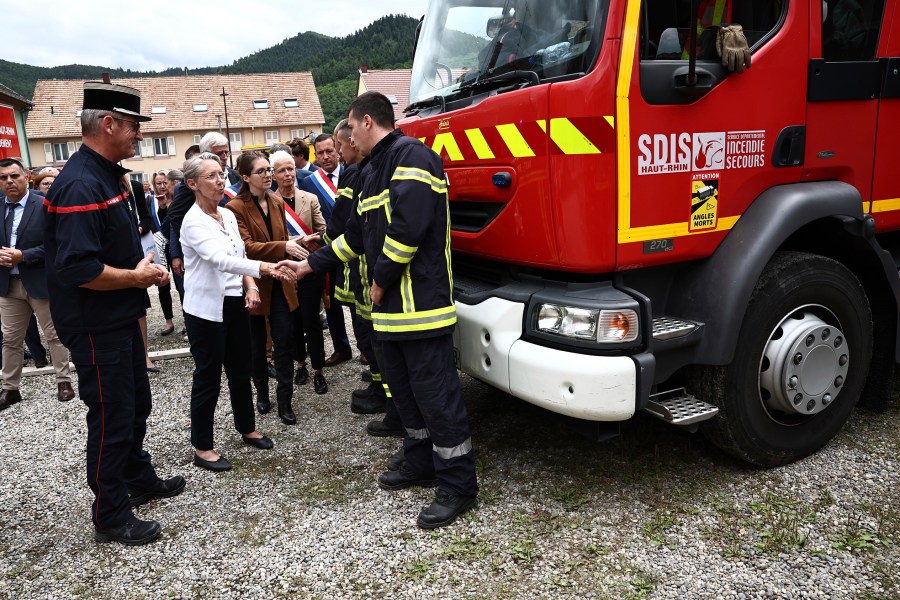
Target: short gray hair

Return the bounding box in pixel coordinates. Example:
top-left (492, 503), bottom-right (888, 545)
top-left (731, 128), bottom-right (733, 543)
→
top-left (269, 150), bottom-right (294, 170)
top-left (270, 143), bottom-right (291, 154)
top-left (198, 131), bottom-right (228, 152)
top-left (182, 152), bottom-right (221, 181)
top-left (167, 169), bottom-right (184, 182)
top-left (81, 109), bottom-right (115, 136)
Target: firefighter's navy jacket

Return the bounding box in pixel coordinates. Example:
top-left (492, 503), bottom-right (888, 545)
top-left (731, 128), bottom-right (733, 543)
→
top-left (308, 129), bottom-right (455, 340)
top-left (44, 145), bottom-right (146, 336)
top-left (322, 163), bottom-right (359, 306)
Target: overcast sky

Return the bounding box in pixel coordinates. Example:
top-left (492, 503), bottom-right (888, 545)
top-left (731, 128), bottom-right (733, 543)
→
top-left (3, 1), bottom-right (426, 71)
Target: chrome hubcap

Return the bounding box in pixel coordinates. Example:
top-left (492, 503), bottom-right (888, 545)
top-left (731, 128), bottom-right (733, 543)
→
top-left (759, 306), bottom-right (848, 418)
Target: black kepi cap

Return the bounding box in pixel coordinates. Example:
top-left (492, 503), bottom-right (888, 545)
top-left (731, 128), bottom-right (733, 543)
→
top-left (82, 81), bottom-right (152, 122)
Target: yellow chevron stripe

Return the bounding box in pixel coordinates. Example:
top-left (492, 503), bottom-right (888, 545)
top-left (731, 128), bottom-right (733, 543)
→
top-left (616, 0), bottom-right (641, 234)
top-left (465, 128), bottom-right (496, 160)
top-left (432, 132), bottom-right (464, 161)
top-left (548, 118), bottom-right (602, 155)
top-left (496, 123), bottom-right (535, 158)
top-left (617, 216), bottom-right (740, 244)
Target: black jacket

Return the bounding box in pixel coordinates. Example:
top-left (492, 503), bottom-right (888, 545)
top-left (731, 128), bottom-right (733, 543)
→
top-left (308, 130), bottom-right (455, 340)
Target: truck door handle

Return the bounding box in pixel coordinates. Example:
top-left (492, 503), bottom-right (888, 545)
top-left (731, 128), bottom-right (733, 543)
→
top-left (673, 66), bottom-right (715, 90)
top-left (772, 126), bottom-right (805, 167)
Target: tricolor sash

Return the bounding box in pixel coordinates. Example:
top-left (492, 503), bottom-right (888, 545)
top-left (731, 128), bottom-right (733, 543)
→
top-left (283, 202), bottom-right (311, 237)
top-left (308, 169), bottom-right (337, 211)
top-left (149, 195), bottom-right (162, 230)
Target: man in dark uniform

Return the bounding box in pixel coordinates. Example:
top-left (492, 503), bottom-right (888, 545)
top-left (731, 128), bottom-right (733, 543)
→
top-left (281, 92), bottom-right (478, 529)
top-left (45, 80), bottom-right (185, 546)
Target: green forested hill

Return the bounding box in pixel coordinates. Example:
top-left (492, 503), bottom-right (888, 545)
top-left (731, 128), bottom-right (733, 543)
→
top-left (0, 14), bottom-right (417, 130)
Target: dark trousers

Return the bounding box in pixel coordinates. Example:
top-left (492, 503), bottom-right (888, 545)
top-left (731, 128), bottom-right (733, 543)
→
top-left (185, 296), bottom-right (256, 451)
top-left (380, 334), bottom-right (478, 498)
top-left (294, 273), bottom-right (326, 370)
top-left (63, 322), bottom-right (158, 529)
top-left (325, 269), bottom-right (351, 355)
top-left (355, 314), bottom-right (401, 427)
top-left (250, 285), bottom-right (294, 403)
top-left (158, 282), bottom-right (174, 321)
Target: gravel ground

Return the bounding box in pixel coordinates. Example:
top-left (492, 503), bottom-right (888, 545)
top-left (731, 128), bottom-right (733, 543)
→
top-left (0, 293), bottom-right (897, 599)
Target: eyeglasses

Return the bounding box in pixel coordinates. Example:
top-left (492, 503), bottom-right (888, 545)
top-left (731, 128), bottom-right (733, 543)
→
top-left (214, 150), bottom-right (230, 158)
top-left (112, 116), bottom-right (141, 133)
top-left (252, 167), bottom-right (275, 176)
top-left (200, 172), bottom-right (228, 181)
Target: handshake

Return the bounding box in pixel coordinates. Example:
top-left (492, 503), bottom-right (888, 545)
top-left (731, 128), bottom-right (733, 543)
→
top-left (261, 262), bottom-right (299, 283)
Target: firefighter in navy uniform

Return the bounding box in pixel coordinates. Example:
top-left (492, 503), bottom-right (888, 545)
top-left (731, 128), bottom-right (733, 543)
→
top-left (283, 92), bottom-right (478, 529)
top-left (44, 81), bottom-right (185, 546)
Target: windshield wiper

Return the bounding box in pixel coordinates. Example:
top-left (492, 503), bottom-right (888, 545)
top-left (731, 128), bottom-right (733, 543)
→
top-left (404, 95), bottom-right (445, 116)
top-left (457, 70), bottom-right (540, 94)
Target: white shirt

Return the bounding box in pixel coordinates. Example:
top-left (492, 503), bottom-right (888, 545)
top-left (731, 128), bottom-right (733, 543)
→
top-left (4, 193), bottom-right (28, 275)
top-left (181, 203), bottom-right (261, 322)
top-left (325, 167), bottom-right (339, 189)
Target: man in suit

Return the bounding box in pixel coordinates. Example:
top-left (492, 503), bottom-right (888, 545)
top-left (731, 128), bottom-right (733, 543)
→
top-left (0, 157), bottom-right (75, 409)
top-left (289, 138), bottom-right (320, 183)
top-left (300, 134), bottom-right (353, 366)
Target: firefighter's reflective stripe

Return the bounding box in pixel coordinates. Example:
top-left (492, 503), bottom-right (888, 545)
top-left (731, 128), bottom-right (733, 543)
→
top-left (434, 437), bottom-right (473, 460)
top-left (406, 427), bottom-right (430, 440)
top-left (444, 204), bottom-right (453, 292)
top-left (334, 262), bottom-right (354, 303)
top-left (382, 382), bottom-right (392, 398)
top-left (383, 235), bottom-right (417, 264)
top-left (372, 305), bottom-right (457, 334)
top-left (322, 231), bottom-right (333, 245)
top-left (331, 235), bottom-right (359, 263)
top-left (682, 0), bottom-right (730, 59)
top-left (391, 167), bottom-right (448, 194)
top-left (400, 264), bottom-right (415, 314)
top-left (371, 371), bottom-right (382, 383)
top-left (358, 189), bottom-right (390, 214)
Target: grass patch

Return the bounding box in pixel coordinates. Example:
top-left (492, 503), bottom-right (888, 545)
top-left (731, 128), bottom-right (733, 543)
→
top-left (292, 463), bottom-right (369, 506)
top-left (439, 533), bottom-right (494, 562)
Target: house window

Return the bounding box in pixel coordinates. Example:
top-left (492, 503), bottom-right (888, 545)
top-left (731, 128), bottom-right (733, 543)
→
top-left (193, 134), bottom-right (202, 144)
top-left (265, 130), bottom-right (280, 144)
top-left (289, 128), bottom-right (305, 139)
top-left (253, 99), bottom-right (269, 109)
top-left (133, 141), bottom-right (142, 157)
top-left (387, 95), bottom-right (398, 105)
top-left (192, 103), bottom-right (208, 112)
top-left (283, 98), bottom-right (299, 108)
top-left (151, 137), bottom-right (176, 156)
top-left (151, 106), bottom-right (167, 114)
top-left (229, 132), bottom-right (243, 151)
top-left (75, 110), bottom-right (82, 117)
top-left (49, 142), bottom-right (76, 162)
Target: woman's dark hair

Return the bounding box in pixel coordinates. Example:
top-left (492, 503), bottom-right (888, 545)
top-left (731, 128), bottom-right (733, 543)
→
top-left (235, 151), bottom-right (270, 199)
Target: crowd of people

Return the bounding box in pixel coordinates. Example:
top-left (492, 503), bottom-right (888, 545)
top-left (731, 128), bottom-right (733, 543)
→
top-left (1, 80), bottom-right (478, 546)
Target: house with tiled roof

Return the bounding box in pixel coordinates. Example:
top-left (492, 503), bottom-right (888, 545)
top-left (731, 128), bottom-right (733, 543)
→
top-left (0, 82), bottom-right (33, 164)
top-left (356, 66), bottom-right (411, 122)
top-left (26, 73), bottom-right (324, 181)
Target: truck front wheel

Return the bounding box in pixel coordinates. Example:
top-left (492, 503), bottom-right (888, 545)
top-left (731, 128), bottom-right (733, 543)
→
top-left (695, 252), bottom-right (873, 466)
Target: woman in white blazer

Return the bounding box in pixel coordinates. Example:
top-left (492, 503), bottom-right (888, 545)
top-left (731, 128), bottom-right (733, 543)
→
top-left (180, 152), bottom-right (294, 472)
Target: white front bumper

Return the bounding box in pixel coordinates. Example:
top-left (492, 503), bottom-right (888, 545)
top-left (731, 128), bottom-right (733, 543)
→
top-left (453, 297), bottom-right (636, 421)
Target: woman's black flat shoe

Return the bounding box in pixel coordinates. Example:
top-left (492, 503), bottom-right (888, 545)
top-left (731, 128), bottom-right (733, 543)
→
top-left (242, 435), bottom-right (274, 450)
top-left (193, 454), bottom-right (232, 472)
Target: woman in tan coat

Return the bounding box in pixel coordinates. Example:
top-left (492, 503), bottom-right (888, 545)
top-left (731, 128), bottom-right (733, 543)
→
top-left (269, 151), bottom-right (330, 395)
top-left (225, 151), bottom-right (308, 425)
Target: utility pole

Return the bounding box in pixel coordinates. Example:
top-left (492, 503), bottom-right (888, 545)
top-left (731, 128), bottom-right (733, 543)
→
top-left (220, 87), bottom-right (233, 169)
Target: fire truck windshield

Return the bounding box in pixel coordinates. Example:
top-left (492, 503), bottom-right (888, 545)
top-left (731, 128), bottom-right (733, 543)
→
top-left (409, 0), bottom-right (606, 108)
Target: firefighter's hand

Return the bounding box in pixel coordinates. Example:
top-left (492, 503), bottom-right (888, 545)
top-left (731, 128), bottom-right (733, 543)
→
top-left (370, 281), bottom-right (385, 306)
top-left (285, 239), bottom-right (309, 260)
top-left (133, 252), bottom-right (166, 288)
top-left (301, 233), bottom-right (323, 250)
top-left (717, 25), bottom-right (751, 73)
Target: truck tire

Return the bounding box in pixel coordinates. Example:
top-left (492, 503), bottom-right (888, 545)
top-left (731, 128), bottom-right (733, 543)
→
top-left (694, 251), bottom-right (873, 467)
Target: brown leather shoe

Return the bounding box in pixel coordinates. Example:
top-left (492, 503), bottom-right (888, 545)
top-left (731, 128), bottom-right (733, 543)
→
top-left (57, 382), bottom-right (76, 402)
top-left (0, 388), bottom-right (23, 411)
top-left (323, 350), bottom-right (352, 367)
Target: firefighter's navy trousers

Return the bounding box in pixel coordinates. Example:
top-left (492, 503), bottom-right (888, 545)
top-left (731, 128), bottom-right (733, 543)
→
top-left (380, 333), bottom-right (478, 498)
top-left (62, 321), bottom-right (159, 529)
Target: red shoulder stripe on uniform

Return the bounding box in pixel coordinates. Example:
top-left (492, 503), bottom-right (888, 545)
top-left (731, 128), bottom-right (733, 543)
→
top-left (44, 194), bottom-right (128, 213)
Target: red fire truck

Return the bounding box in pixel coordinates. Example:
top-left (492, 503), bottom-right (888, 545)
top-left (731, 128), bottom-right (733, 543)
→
top-left (401, 0), bottom-right (899, 466)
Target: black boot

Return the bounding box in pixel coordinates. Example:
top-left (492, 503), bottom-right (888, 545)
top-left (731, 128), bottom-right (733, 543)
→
top-left (278, 399), bottom-right (297, 425)
top-left (351, 382), bottom-right (387, 414)
top-left (254, 378), bottom-right (270, 414)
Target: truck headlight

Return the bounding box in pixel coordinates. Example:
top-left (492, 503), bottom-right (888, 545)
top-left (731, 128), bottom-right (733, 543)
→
top-left (537, 304), bottom-right (638, 343)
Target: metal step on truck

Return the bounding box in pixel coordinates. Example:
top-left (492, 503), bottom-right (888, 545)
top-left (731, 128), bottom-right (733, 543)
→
top-left (400, 0), bottom-right (900, 466)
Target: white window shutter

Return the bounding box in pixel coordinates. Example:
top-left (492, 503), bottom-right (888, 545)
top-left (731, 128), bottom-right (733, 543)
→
top-left (167, 136), bottom-right (176, 156)
top-left (67, 141), bottom-right (77, 154)
top-left (43, 143), bottom-right (53, 163)
top-left (142, 138), bottom-right (154, 157)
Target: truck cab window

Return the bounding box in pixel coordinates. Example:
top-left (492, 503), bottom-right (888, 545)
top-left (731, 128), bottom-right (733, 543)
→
top-left (640, 0), bottom-right (786, 61)
top-left (822, 0), bottom-right (885, 61)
